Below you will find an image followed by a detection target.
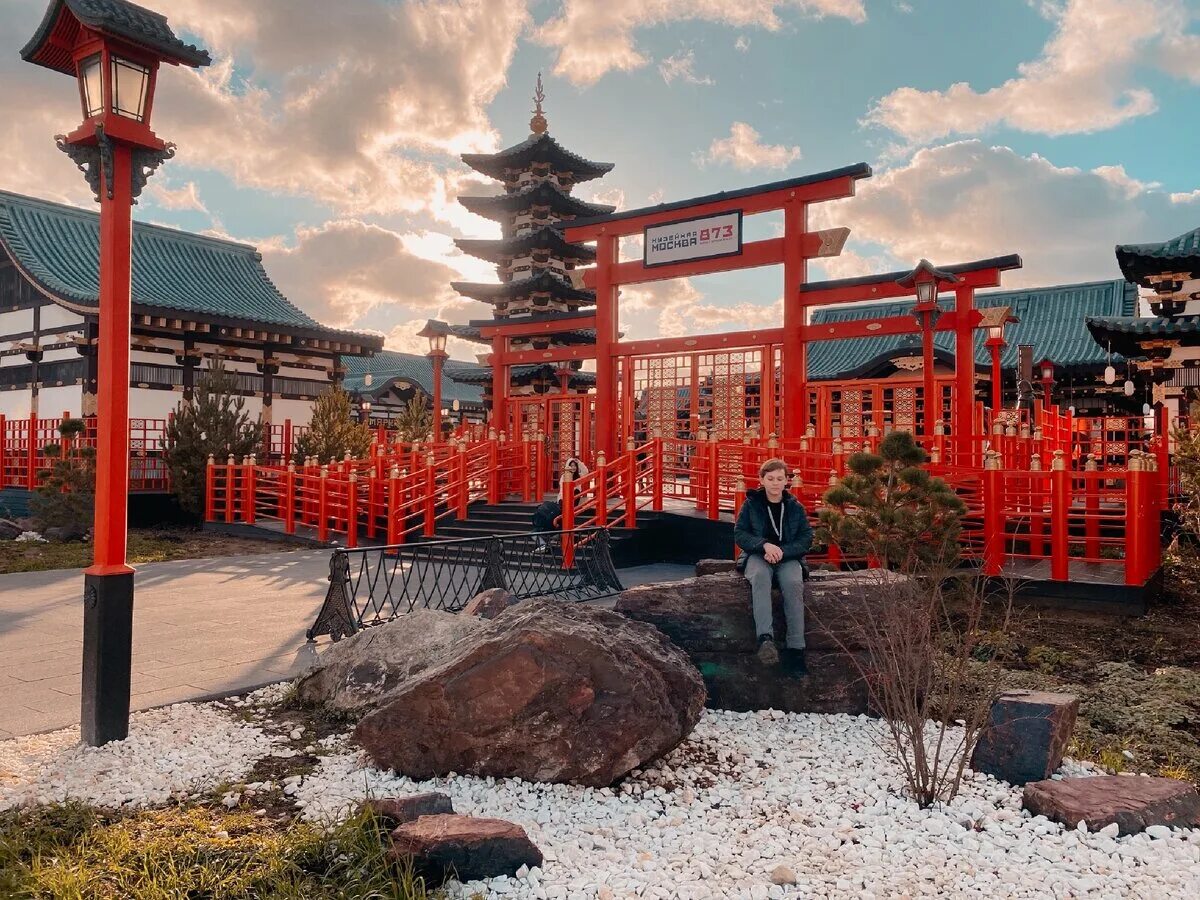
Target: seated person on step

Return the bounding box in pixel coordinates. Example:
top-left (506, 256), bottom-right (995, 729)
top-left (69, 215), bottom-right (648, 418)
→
top-left (734, 458), bottom-right (813, 670)
top-left (531, 457), bottom-right (588, 550)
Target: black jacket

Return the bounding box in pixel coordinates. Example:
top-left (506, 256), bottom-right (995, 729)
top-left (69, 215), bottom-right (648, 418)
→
top-left (734, 488), bottom-right (814, 570)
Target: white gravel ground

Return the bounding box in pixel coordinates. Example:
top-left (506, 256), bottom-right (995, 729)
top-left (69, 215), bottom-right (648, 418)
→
top-left (1, 689), bottom-right (1198, 899)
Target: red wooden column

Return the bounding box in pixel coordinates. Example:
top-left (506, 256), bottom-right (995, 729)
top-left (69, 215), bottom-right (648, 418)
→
top-left (782, 199), bottom-right (808, 441)
top-left (954, 285), bottom-right (977, 466)
top-left (760, 345), bottom-right (776, 438)
top-left (491, 335), bottom-right (508, 435)
top-left (593, 234), bottom-right (619, 461)
top-left (920, 311), bottom-right (936, 439)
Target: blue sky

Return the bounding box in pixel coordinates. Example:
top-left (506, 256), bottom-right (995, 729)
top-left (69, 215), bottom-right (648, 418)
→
top-left (3, 0), bottom-right (1199, 355)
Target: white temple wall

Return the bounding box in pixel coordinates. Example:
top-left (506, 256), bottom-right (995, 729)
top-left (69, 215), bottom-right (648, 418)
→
top-left (40, 346), bottom-right (78, 363)
top-left (38, 385), bottom-right (82, 417)
top-left (129, 387), bottom-right (184, 421)
top-left (39, 305), bottom-right (84, 329)
top-left (0, 308), bottom-right (34, 334)
top-left (0, 390), bottom-right (31, 418)
top-left (272, 398), bottom-right (313, 427)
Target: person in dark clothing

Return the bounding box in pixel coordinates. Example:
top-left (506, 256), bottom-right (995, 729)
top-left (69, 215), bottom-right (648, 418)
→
top-left (531, 457), bottom-right (587, 549)
top-left (734, 458), bottom-right (814, 669)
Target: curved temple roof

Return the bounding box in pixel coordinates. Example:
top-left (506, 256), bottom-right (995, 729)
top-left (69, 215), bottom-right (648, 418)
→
top-left (459, 181), bottom-right (615, 223)
top-left (461, 133), bottom-right (614, 184)
top-left (1116, 226), bottom-right (1200, 286)
top-left (451, 270), bottom-right (595, 305)
top-left (455, 225), bottom-right (597, 264)
top-left (343, 350), bottom-right (483, 405)
top-left (0, 190), bottom-right (380, 347)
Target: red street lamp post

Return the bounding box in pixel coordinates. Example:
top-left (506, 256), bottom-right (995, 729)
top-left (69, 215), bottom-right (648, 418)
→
top-left (1039, 359), bottom-right (1056, 408)
top-left (419, 322), bottom-right (449, 443)
top-left (898, 260), bottom-right (960, 438)
top-left (21, 0), bottom-right (209, 745)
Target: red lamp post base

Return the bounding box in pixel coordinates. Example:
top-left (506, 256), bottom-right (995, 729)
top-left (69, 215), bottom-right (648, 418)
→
top-left (80, 570), bottom-right (135, 745)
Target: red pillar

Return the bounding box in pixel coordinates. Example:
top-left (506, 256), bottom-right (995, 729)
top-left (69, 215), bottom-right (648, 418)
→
top-left (593, 234), bottom-right (618, 460)
top-left (782, 200), bottom-right (808, 441)
top-left (491, 335), bottom-right (508, 435)
top-left (954, 285), bottom-right (977, 467)
top-left (921, 311), bottom-right (936, 438)
top-left (988, 340), bottom-right (1003, 412)
top-left (431, 351), bottom-right (445, 444)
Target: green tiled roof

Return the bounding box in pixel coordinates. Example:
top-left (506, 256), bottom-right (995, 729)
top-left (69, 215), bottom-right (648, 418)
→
top-left (1085, 314), bottom-right (1200, 359)
top-left (1116, 226), bottom-right (1200, 285)
top-left (343, 350), bottom-right (483, 405)
top-left (0, 190), bottom-right (379, 347)
top-left (807, 279), bottom-right (1136, 380)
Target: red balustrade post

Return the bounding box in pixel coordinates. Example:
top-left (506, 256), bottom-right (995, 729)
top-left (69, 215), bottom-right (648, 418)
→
top-left (386, 466), bottom-right (402, 546)
top-left (625, 437), bottom-right (638, 529)
top-left (694, 430), bottom-right (708, 512)
top-left (27, 412), bottom-right (37, 490)
top-left (520, 434), bottom-right (532, 502)
top-left (224, 455), bottom-right (236, 524)
top-left (654, 432), bottom-right (665, 513)
top-left (1125, 452), bottom-right (1149, 586)
top-left (1156, 405), bottom-right (1171, 507)
top-left (0, 413), bottom-right (6, 488)
top-left (283, 419), bottom-right (293, 462)
top-left (364, 469), bottom-right (376, 539)
top-left (594, 450), bottom-right (608, 528)
top-left (423, 452), bottom-right (436, 537)
top-left (346, 473), bottom-right (358, 549)
top-left (536, 430), bottom-right (549, 500)
top-left (560, 467), bottom-right (575, 567)
top-left (1028, 455), bottom-right (1045, 558)
top-left (733, 475), bottom-right (747, 560)
top-left (488, 435), bottom-right (500, 505)
top-left (706, 433), bottom-right (719, 520)
top-left (1050, 451), bottom-right (1070, 581)
top-left (1084, 455), bottom-right (1100, 559)
top-left (456, 442), bottom-right (468, 520)
top-left (204, 454), bottom-right (216, 522)
top-left (283, 463), bottom-right (296, 535)
top-left (243, 455), bottom-right (257, 525)
top-left (982, 451), bottom-right (1005, 577)
top-left (317, 465), bottom-right (329, 542)
top-left (824, 469), bottom-right (843, 569)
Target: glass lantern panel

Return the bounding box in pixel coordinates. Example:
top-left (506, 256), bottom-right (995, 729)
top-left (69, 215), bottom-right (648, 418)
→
top-left (110, 57), bottom-right (150, 121)
top-left (80, 55), bottom-right (103, 118)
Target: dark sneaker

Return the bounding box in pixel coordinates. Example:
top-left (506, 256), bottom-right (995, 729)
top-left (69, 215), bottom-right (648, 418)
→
top-left (757, 635), bottom-right (780, 666)
top-left (781, 648), bottom-right (807, 676)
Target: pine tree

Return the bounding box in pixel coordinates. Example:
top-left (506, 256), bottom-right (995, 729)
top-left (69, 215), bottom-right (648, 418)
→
top-left (394, 395), bottom-right (433, 443)
top-left (163, 358), bottom-right (262, 516)
top-left (818, 430), bottom-right (966, 572)
top-left (30, 418), bottom-right (95, 536)
top-left (292, 386), bottom-right (374, 464)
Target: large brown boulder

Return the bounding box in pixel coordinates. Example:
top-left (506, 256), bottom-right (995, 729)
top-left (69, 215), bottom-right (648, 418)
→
top-left (297, 609), bottom-right (481, 714)
top-left (351, 598), bottom-right (705, 787)
top-left (614, 570), bottom-right (897, 714)
top-left (1023, 776), bottom-right (1200, 835)
top-left (389, 814), bottom-right (542, 883)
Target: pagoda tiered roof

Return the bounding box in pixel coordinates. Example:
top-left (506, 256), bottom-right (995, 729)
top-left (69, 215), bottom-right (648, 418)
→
top-left (459, 180), bottom-right (615, 223)
top-left (451, 270), bottom-right (595, 305)
top-left (1116, 226), bottom-right (1200, 286)
top-left (1085, 315), bottom-right (1200, 358)
top-left (455, 225), bottom-right (597, 264)
top-left (461, 133), bottom-right (614, 184)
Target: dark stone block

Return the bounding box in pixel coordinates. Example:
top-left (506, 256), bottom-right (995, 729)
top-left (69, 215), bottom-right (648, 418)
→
top-left (389, 814), bottom-right (543, 884)
top-left (695, 559), bottom-right (738, 576)
top-left (1023, 776), bottom-right (1200, 835)
top-left (694, 649), bottom-right (870, 715)
top-left (970, 690), bottom-right (1080, 785)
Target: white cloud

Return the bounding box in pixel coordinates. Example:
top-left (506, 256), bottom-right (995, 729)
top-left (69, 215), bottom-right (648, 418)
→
top-left (1159, 33), bottom-right (1200, 83)
top-left (814, 140), bottom-right (1200, 287)
top-left (537, 0), bottom-right (866, 86)
top-left (658, 50), bottom-right (715, 85)
top-left (696, 122), bottom-right (801, 171)
top-left (145, 181), bottom-right (208, 214)
top-left (735, 35), bottom-right (751, 51)
top-left (260, 219), bottom-right (460, 328)
top-left (865, 0), bottom-right (1189, 141)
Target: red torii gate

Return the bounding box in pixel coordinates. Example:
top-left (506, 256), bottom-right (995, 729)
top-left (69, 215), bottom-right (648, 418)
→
top-left (485, 164), bottom-right (1023, 462)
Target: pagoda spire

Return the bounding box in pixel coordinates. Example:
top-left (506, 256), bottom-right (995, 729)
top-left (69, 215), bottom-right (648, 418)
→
top-left (530, 72), bottom-right (548, 136)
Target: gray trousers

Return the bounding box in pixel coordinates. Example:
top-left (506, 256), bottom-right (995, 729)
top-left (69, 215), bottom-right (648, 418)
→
top-left (744, 554), bottom-right (806, 649)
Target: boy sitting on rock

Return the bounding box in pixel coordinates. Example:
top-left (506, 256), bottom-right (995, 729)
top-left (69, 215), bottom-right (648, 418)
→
top-left (734, 458), bottom-right (813, 670)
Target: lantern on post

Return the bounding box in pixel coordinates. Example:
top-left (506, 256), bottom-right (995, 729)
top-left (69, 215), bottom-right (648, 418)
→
top-left (1038, 359), bottom-right (1056, 406)
top-left (897, 260), bottom-right (960, 438)
top-left (20, 0), bottom-right (209, 746)
top-left (980, 306), bottom-right (1016, 412)
top-left (418, 320), bottom-right (449, 443)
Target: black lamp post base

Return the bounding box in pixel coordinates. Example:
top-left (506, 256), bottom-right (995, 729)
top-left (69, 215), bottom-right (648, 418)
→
top-left (81, 571), bottom-right (134, 746)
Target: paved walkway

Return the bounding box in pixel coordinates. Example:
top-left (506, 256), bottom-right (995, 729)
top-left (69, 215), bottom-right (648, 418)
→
top-left (0, 552), bottom-right (691, 739)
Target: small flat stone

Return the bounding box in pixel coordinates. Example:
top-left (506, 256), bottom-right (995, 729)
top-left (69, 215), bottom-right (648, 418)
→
top-left (361, 792), bottom-right (454, 826)
top-left (770, 864), bottom-right (798, 885)
top-left (1022, 776), bottom-right (1200, 836)
top-left (390, 813), bottom-right (543, 884)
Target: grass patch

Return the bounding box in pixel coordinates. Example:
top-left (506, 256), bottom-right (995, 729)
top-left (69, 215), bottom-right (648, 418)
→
top-left (0, 529), bottom-right (296, 574)
top-left (0, 802), bottom-right (441, 899)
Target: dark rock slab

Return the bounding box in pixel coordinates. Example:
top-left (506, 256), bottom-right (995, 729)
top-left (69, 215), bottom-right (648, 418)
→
top-left (970, 690), bottom-right (1079, 785)
top-left (695, 650), bottom-right (869, 715)
top-left (461, 587), bottom-right (518, 619)
top-left (362, 792), bottom-right (454, 827)
top-left (389, 814), bottom-right (542, 883)
top-left (354, 599), bottom-right (706, 787)
top-left (695, 559), bottom-right (737, 577)
top-left (1023, 776), bottom-right (1200, 835)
